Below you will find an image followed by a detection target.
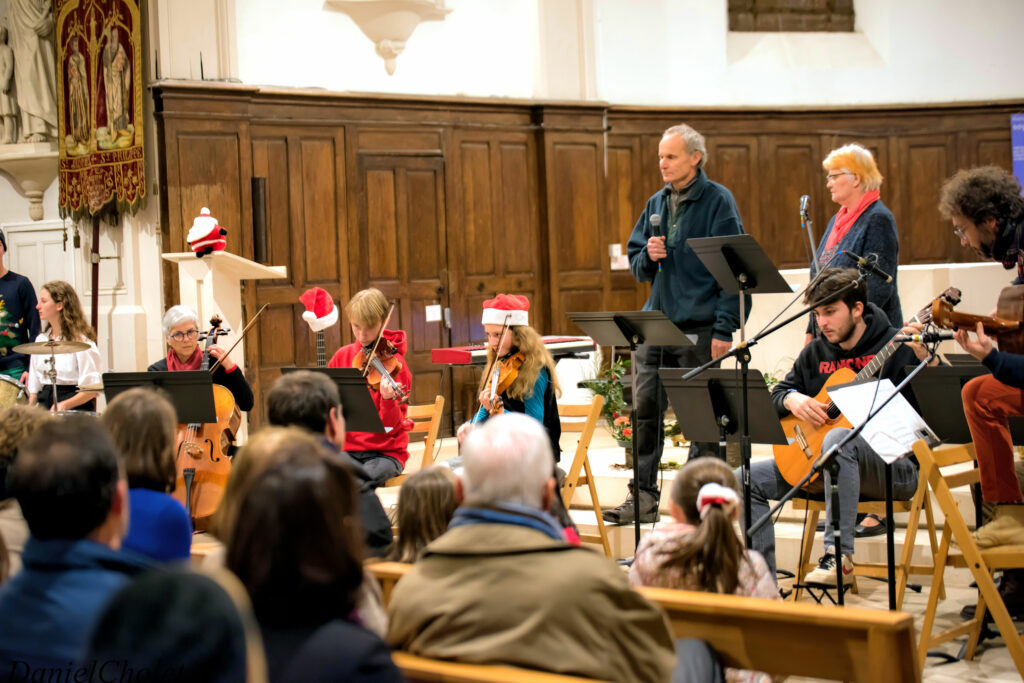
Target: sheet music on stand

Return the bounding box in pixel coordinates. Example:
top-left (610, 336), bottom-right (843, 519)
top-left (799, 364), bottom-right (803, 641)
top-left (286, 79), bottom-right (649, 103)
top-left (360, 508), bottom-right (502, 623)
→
top-left (827, 379), bottom-right (938, 463)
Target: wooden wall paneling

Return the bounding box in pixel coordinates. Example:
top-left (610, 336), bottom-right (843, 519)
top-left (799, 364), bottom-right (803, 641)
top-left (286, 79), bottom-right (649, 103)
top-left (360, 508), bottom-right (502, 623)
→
top-left (541, 126), bottom-right (608, 335)
top-left (354, 154), bottom-right (450, 409)
top-left (962, 128), bottom-right (1012, 170)
top-left (604, 135), bottom-right (647, 310)
top-left (706, 135), bottom-right (763, 253)
top-left (898, 134), bottom-right (957, 264)
top-left (760, 135), bottom-right (823, 269)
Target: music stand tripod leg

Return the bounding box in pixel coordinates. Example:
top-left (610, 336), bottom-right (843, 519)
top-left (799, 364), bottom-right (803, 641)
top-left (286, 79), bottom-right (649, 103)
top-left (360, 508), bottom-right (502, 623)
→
top-left (826, 454), bottom-right (846, 606)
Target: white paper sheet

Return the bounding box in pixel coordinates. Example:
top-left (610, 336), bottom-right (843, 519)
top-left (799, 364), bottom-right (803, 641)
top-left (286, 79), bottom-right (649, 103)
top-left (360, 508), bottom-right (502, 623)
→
top-left (826, 379), bottom-right (936, 463)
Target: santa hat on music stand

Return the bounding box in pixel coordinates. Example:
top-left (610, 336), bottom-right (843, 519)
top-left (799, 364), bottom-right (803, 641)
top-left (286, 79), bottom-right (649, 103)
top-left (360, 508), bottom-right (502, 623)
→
top-left (481, 294), bottom-right (529, 327)
top-left (299, 287), bottom-right (338, 332)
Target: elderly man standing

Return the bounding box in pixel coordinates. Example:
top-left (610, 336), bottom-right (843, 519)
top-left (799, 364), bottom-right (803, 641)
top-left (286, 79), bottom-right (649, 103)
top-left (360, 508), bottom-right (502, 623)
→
top-left (605, 123), bottom-right (749, 525)
top-left (387, 412), bottom-right (676, 682)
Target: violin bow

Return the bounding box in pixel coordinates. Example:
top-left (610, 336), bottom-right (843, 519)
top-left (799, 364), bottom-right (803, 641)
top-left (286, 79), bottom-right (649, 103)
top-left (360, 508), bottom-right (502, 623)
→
top-left (208, 304), bottom-right (269, 374)
top-left (361, 301), bottom-right (397, 379)
top-left (486, 314), bottom-right (513, 402)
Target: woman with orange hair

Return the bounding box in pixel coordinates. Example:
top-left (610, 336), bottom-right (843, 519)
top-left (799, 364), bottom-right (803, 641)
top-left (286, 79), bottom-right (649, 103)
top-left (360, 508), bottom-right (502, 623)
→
top-left (812, 143), bottom-right (902, 330)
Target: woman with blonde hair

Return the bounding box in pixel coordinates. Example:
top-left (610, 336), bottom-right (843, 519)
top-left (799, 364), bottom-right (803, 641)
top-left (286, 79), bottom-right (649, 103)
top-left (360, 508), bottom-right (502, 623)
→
top-left (26, 280), bottom-right (101, 412)
top-left (457, 294), bottom-right (562, 461)
top-left (813, 143), bottom-right (902, 329)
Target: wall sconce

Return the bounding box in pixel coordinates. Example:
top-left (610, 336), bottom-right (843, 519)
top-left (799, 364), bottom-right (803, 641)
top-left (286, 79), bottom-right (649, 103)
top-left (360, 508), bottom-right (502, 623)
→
top-left (324, 0), bottom-right (452, 75)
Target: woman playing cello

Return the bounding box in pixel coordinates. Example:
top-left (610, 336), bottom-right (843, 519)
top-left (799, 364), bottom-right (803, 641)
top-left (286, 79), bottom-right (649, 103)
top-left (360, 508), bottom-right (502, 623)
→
top-left (328, 288), bottom-right (412, 487)
top-left (147, 305), bottom-right (253, 412)
top-left (457, 294), bottom-right (562, 463)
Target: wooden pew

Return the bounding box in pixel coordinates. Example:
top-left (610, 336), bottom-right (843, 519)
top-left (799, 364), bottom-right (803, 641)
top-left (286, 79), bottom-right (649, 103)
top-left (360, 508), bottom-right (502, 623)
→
top-left (368, 561), bottom-right (921, 683)
top-left (392, 652), bottom-right (607, 682)
top-left (638, 586), bottom-right (920, 683)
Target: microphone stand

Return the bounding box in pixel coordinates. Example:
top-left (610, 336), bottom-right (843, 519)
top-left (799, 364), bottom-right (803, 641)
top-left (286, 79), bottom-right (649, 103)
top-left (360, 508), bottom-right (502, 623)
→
top-left (749, 350), bottom-right (936, 605)
top-left (801, 205), bottom-right (816, 271)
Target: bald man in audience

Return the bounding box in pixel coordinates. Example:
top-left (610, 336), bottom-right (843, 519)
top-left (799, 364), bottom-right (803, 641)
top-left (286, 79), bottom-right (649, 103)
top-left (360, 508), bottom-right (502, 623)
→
top-left (386, 412), bottom-right (676, 682)
top-left (0, 418), bottom-right (151, 674)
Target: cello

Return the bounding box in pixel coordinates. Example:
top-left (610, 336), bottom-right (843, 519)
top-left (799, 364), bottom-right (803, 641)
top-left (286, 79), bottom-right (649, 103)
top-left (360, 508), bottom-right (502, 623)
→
top-left (173, 315), bottom-right (240, 531)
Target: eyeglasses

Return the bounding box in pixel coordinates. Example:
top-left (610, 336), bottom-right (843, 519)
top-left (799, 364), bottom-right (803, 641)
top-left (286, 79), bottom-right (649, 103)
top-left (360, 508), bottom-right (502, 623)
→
top-left (825, 172), bottom-right (851, 182)
top-left (169, 329), bottom-right (199, 342)
top-left (953, 226), bottom-right (967, 240)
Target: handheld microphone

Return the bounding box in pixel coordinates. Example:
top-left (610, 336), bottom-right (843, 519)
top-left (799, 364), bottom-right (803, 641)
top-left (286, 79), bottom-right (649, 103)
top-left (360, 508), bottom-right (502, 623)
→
top-left (841, 250), bottom-right (893, 283)
top-left (799, 195), bottom-right (810, 220)
top-left (650, 214), bottom-right (663, 273)
top-left (892, 331), bottom-right (956, 343)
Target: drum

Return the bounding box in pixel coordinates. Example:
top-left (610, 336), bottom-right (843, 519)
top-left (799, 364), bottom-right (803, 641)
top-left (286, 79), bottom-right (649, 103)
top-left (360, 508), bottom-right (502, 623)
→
top-left (0, 375), bottom-right (27, 408)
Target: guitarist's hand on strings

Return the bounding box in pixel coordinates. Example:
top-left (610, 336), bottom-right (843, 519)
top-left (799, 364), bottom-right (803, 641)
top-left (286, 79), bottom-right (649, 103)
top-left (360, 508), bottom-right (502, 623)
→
top-left (207, 344), bottom-right (236, 372)
top-left (954, 321), bottom-right (994, 362)
top-left (783, 392), bottom-right (830, 428)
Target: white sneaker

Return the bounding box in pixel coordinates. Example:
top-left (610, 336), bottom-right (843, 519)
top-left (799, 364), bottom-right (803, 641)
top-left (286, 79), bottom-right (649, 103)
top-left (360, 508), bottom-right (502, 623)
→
top-left (805, 552), bottom-right (854, 587)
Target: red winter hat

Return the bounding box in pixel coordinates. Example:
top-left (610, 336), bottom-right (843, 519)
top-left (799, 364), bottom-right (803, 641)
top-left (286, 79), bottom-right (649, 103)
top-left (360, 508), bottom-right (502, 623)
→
top-left (481, 294), bottom-right (529, 327)
top-left (299, 287), bottom-right (338, 332)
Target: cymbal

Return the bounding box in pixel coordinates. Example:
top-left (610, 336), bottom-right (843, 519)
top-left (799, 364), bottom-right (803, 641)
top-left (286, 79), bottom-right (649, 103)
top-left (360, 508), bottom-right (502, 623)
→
top-left (13, 340), bottom-right (90, 355)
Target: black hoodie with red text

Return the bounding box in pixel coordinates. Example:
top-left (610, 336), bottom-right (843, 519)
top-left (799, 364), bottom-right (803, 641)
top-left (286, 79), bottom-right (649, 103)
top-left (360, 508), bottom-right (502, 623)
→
top-left (770, 302), bottom-right (919, 417)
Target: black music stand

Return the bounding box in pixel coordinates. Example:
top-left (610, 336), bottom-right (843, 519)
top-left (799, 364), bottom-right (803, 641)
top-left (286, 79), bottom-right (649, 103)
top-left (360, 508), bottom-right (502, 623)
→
top-left (280, 367), bottom-right (385, 433)
top-left (568, 310), bottom-right (694, 549)
top-left (910, 364), bottom-right (1024, 445)
top-left (684, 234), bottom-right (792, 546)
top-left (103, 371), bottom-right (217, 424)
top-left (660, 369), bottom-right (788, 456)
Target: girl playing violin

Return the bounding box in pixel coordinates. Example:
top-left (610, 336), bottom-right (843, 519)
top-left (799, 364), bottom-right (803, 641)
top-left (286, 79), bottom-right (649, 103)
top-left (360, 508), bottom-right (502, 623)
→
top-left (457, 294), bottom-right (562, 462)
top-left (328, 287), bottom-right (411, 487)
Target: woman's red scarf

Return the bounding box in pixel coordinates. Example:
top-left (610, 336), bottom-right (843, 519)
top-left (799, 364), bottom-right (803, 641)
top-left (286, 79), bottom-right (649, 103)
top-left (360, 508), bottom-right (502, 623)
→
top-left (166, 347), bottom-right (203, 372)
top-left (825, 189), bottom-right (880, 251)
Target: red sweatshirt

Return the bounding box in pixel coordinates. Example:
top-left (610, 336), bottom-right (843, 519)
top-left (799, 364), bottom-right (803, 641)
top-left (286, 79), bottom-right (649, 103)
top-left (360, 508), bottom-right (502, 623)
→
top-left (328, 329), bottom-right (412, 465)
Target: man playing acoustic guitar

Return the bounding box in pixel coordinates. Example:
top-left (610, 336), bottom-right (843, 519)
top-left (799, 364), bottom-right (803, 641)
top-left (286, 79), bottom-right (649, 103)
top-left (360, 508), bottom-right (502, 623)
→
top-left (746, 267), bottom-right (938, 586)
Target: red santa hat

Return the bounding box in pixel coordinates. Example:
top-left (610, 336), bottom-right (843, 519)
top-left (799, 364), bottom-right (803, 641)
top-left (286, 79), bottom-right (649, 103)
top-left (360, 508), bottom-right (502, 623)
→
top-left (481, 294), bottom-right (529, 327)
top-left (299, 287), bottom-right (338, 332)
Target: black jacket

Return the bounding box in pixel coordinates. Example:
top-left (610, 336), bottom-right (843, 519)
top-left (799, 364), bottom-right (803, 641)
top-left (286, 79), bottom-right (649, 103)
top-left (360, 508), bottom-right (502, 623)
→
top-left (771, 303), bottom-right (921, 417)
top-left (148, 355), bottom-right (255, 412)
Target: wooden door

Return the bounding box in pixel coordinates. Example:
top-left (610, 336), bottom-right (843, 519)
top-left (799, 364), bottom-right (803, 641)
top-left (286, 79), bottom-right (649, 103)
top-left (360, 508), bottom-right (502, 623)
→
top-left (353, 155), bottom-right (450, 416)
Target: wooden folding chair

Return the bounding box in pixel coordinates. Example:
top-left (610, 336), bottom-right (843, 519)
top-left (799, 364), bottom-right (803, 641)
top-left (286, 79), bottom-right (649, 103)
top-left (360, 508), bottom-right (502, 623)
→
top-left (791, 464), bottom-right (942, 609)
top-left (558, 395), bottom-right (612, 557)
top-left (913, 439), bottom-right (1024, 674)
top-left (384, 395), bottom-right (446, 488)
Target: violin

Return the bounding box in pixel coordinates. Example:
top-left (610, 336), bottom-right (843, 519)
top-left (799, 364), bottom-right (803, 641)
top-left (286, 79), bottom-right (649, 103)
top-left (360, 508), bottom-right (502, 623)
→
top-left (352, 302), bottom-right (408, 403)
top-left (354, 335), bottom-right (408, 403)
top-left (484, 350), bottom-right (526, 416)
top-left (931, 284), bottom-right (1024, 354)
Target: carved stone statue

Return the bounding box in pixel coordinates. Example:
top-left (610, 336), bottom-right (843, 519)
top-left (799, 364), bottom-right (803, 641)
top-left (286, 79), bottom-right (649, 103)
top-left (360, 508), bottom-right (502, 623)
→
top-left (67, 39), bottom-right (88, 149)
top-left (8, 0), bottom-right (58, 143)
top-left (0, 26), bottom-right (18, 145)
top-left (102, 26), bottom-right (129, 136)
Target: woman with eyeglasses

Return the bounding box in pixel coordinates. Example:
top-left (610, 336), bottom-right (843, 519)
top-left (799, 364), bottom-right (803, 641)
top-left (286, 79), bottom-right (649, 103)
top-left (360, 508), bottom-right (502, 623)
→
top-left (809, 144), bottom-right (903, 540)
top-left (147, 305), bottom-right (254, 412)
top-left (811, 143), bottom-right (903, 333)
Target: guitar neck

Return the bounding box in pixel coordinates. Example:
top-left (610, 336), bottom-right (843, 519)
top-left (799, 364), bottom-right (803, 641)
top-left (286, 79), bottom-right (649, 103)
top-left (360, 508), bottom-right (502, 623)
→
top-left (316, 330), bottom-right (326, 368)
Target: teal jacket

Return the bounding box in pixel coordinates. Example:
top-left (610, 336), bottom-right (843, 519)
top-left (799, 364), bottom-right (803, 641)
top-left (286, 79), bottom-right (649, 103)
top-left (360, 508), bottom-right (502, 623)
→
top-left (627, 169), bottom-right (750, 341)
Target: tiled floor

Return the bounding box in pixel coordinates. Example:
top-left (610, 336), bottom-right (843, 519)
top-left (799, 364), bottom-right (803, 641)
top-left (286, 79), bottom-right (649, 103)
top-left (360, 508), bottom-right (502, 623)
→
top-left (398, 424), bottom-right (1024, 681)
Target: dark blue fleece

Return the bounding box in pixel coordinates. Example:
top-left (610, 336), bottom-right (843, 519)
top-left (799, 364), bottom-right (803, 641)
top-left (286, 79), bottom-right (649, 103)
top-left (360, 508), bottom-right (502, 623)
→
top-left (627, 169), bottom-right (750, 341)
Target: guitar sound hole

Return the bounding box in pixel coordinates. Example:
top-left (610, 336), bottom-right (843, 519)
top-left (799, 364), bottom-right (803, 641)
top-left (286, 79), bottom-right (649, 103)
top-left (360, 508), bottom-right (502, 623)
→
top-left (826, 404), bottom-right (841, 420)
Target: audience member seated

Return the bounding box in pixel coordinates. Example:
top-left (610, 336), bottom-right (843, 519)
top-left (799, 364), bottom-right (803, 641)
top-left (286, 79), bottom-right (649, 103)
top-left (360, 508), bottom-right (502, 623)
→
top-left (85, 569), bottom-right (267, 682)
top-left (226, 428), bottom-right (402, 683)
top-left (266, 370), bottom-right (393, 555)
top-left (210, 426), bottom-right (389, 638)
top-left (387, 412), bottom-right (677, 682)
top-left (0, 418), bottom-right (151, 673)
top-left (386, 466), bottom-right (457, 563)
top-left (630, 457), bottom-right (778, 683)
top-left (0, 405), bottom-right (52, 578)
top-left (102, 388), bottom-right (192, 563)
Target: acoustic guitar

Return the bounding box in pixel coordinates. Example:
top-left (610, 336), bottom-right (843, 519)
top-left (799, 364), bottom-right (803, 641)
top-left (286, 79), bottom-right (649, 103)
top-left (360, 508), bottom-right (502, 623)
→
top-left (773, 287), bottom-right (961, 487)
top-left (931, 284), bottom-right (1024, 354)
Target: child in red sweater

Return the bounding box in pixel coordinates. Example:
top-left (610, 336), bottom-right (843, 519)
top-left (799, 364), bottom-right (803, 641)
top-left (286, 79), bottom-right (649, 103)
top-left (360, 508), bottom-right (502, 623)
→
top-left (328, 288), bottom-right (412, 487)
